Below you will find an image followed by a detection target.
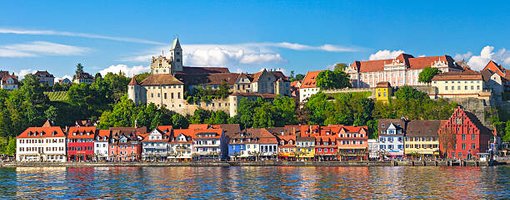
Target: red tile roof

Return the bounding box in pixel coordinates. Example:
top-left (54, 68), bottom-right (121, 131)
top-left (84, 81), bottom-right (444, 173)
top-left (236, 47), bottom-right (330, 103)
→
top-left (300, 70), bottom-right (323, 88)
top-left (431, 69), bottom-right (482, 81)
top-left (350, 54), bottom-right (460, 73)
top-left (17, 126), bottom-right (65, 138)
top-left (68, 126), bottom-right (97, 139)
top-left (128, 76), bottom-right (139, 86)
top-left (139, 74), bottom-right (183, 86)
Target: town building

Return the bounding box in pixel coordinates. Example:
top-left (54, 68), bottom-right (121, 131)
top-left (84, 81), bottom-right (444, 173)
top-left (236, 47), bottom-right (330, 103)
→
top-left (34, 70), bottom-right (55, 86)
top-left (290, 80), bottom-right (301, 98)
top-left (108, 127), bottom-right (146, 162)
top-left (296, 136), bottom-right (315, 161)
top-left (368, 139), bottom-right (380, 160)
top-left (67, 126), bottom-right (97, 161)
top-left (378, 119), bottom-right (406, 159)
top-left (228, 128), bottom-right (278, 160)
top-left (191, 126), bottom-right (227, 160)
top-left (95, 130), bottom-right (110, 161)
top-left (128, 38), bottom-right (290, 117)
top-left (142, 127), bottom-right (171, 161)
top-left (73, 70), bottom-right (94, 84)
top-left (431, 68), bottom-right (490, 101)
top-left (16, 120), bottom-right (66, 162)
top-left (270, 127), bottom-right (297, 161)
top-left (168, 127), bottom-right (193, 161)
top-left (375, 82), bottom-right (392, 103)
top-left (0, 71), bottom-right (19, 90)
top-left (347, 54), bottom-right (463, 88)
top-left (299, 70), bottom-right (322, 103)
top-left (58, 78), bottom-right (72, 85)
top-left (335, 125), bottom-right (369, 161)
top-left (481, 60), bottom-right (510, 102)
top-left (404, 120), bottom-right (445, 158)
top-left (438, 107), bottom-right (494, 159)
top-left (314, 126), bottom-right (338, 161)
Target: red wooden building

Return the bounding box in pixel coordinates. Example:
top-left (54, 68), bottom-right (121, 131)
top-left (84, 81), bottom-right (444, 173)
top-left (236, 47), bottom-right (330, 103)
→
top-left (67, 126), bottom-right (97, 161)
top-left (438, 107), bottom-right (494, 159)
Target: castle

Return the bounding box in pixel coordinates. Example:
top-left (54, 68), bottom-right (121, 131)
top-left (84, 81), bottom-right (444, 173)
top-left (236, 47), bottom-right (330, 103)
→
top-left (128, 38), bottom-right (291, 116)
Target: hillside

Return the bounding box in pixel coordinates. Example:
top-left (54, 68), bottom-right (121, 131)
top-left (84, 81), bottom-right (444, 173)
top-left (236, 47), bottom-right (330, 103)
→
top-left (44, 91), bottom-right (68, 102)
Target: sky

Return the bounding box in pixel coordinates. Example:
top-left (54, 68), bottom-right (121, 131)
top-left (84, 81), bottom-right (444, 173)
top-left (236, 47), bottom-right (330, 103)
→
top-left (1, 0), bottom-right (510, 80)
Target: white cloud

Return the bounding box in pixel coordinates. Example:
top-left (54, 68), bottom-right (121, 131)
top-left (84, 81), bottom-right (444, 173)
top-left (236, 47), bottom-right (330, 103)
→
top-left (0, 41), bottom-right (89, 58)
top-left (0, 28), bottom-right (165, 45)
top-left (15, 69), bottom-right (36, 80)
top-left (369, 50), bottom-right (405, 60)
top-left (121, 41), bottom-right (356, 69)
top-left (455, 46), bottom-right (510, 70)
top-left (99, 64), bottom-right (150, 77)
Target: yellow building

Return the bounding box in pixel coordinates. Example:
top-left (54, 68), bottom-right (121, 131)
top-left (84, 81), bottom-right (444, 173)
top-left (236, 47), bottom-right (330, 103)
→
top-left (375, 82), bottom-right (392, 103)
top-left (404, 120), bottom-right (446, 158)
top-left (296, 137), bottom-right (315, 160)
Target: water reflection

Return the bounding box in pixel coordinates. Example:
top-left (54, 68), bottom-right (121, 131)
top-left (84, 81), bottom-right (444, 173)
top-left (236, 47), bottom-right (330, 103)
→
top-left (2, 166), bottom-right (508, 199)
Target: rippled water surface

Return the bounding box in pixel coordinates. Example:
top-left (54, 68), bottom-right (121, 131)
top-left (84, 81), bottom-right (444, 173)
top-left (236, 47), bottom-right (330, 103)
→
top-left (1, 166), bottom-right (509, 199)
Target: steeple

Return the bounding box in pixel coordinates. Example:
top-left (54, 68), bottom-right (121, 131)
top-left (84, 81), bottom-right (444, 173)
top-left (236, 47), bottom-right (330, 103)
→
top-left (128, 76), bottom-right (139, 86)
top-left (170, 37), bottom-right (183, 72)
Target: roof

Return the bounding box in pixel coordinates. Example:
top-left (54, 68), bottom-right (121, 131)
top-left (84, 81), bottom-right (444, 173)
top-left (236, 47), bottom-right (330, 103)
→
top-left (213, 124), bottom-right (241, 138)
top-left (230, 92), bottom-right (278, 99)
top-left (139, 74), bottom-right (184, 86)
top-left (110, 127), bottom-right (147, 135)
top-left (350, 54), bottom-right (461, 73)
top-left (483, 60), bottom-right (506, 77)
top-left (376, 82), bottom-right (391, 88)
top-left (378, 119), bottom-right (405, 134)
top-left (300, 70), bottom-right (322, 89)
top-left (252, 69), bottom-right (289, 82)
top-left (405, 120), bottom-right (444, 137)
top-left (188, 124), bottom-right (209, 130)
top-left (74, 72), bottom-right (94, 80)
top-left (431, 69), bottom-right (482, 81)
top-left (178, 66), bottom-right (230, 75)
top-left (34, 70), bottom-right (54, 78)
top-left (194, 128), bottom-right (223, 139)
top-left (172, 38), bottom-right (181, 49)
top-left (0, 71), bottom-right (19, 85)
top-left (128, 76), bottom-right (139, 86)
top-left (67, 126), bottom-right (97, 139)
top-left (98, 130), bottom-right (111, 138)
top-left (17, 126), bottom-right (65, 138)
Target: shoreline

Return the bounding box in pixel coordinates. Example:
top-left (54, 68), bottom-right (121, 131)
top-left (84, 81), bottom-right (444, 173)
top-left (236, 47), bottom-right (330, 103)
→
top-left (2, 160), bottom-right (506, 168)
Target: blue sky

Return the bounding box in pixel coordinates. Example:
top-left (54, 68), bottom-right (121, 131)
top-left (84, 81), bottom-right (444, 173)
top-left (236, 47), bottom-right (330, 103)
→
top-left (1, 0), bottom-right (510, 80)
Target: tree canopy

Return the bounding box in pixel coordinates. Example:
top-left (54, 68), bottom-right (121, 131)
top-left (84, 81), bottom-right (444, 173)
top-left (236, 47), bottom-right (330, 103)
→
top-left (418, 67), bottom-right (440, 84)
top-left (316, 69), bottom-right (351, 89)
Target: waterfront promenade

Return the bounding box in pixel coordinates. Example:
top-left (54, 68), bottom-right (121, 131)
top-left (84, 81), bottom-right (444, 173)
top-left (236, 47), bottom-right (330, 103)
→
top-left (3, 160), bottom-right (505, 168)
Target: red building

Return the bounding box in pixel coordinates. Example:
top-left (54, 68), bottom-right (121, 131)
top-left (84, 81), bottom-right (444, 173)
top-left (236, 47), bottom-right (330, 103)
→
top-left (438, 107), bottom-right (494, 159)
top-left (109, 127), bottom-right (146, 162)
top-left (67, 126), bottom-right (97, 161)
top-left (315, 126), bottom-right (338, 161)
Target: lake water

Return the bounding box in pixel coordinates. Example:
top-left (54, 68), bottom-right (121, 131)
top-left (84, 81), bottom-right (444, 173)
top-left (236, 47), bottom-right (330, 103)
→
top-left (1, 166), bottom-right (509, 199)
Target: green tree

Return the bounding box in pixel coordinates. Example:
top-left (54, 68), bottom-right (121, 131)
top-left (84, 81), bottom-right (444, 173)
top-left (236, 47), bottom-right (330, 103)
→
top-left (294, 74), bottom-right (305, 81)
top-left (171, 114), bottom-right (189, 129)
top-left (76, 63), bottom-right (84, 75)
top-left (4, 137), bottom-right (16, 156)
top-left (394, 86), bottom-right (428, 100)
top-left (418, 67), bottom-right (440, 84)
top-left (504, 121), bottom-right (510, 142)
top-left (316, 69), bottom-right (351, 89)
top-left (44, 106), bottom-right (58, 122)
top-left (333, 63), bottom-right (348, 71)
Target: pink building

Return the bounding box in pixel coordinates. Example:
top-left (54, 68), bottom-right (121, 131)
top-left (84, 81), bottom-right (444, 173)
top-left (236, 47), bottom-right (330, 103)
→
top-left (347, 53), bottom-right (463, 88)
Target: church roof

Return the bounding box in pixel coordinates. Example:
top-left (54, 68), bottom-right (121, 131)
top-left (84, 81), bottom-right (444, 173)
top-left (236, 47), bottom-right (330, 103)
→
top-left (128, 76), bottom-right (139, 86)
top-left (139, 74), bottom-right (184, 86)
top-left (172, 38), bottom-right (181, 49)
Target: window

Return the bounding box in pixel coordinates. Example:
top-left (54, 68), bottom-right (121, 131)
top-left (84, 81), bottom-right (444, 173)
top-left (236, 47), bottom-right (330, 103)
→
top-left (445, 86), bottom-right (448, 90)
top-left (451, 86), bottom-right (454, 90)
top-left (471, 134), bottom-right (475, 140)
top-left (462, 143), bottom-right (466, 150)
top-left (457, 86), bottom-right (461, 90)
top-left (471, 143), bottom-right (476, 149)
top-left (462, 134), bottom-right (466, 140)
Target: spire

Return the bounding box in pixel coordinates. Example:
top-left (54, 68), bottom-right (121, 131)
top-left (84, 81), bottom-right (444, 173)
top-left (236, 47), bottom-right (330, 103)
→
top-left (128, 76), bottom-right (139, 86)
top-left (172, 38), bottom-right (181, 50)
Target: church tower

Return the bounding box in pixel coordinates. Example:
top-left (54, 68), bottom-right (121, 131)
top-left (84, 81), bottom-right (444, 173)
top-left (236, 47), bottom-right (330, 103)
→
top-left (170, 38), bottom-right (183, 72)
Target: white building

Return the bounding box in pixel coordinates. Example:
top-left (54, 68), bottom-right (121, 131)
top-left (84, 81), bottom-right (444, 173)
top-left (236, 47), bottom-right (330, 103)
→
top-left (0, 71), bottom-right (19, 90)
top-left (368, 139), bottom-right (380, 160)
top-left (378, 119), bottom-right (405, 159)
top-left (16, 121), bottom-right (66, 162)
top-left (94, 130), bottom-right (110, 161)
top-left (142, 128), bottom-right (170, 161)
top-left (168, 128), bottom-right (193, 161)
top-left (192, 128), bottom-right (226, 160)
top-left (299, 70), bottom-right (322, 103)
top-left (347, 54), bottom-right (463, 88)
top-left (431, 68), bottom-right (489, 100)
